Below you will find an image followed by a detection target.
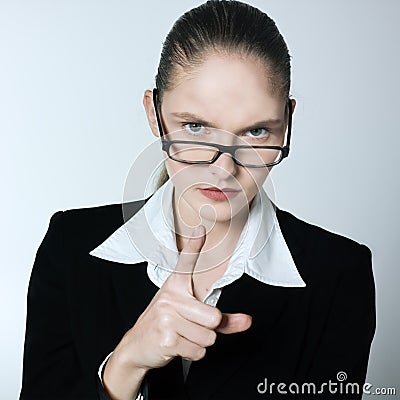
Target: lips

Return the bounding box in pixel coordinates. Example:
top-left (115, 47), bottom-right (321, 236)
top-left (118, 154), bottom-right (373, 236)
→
top-left (201, 186), bottom-right (239, 192)
top-left (199, 186), bottom-right (240, 201)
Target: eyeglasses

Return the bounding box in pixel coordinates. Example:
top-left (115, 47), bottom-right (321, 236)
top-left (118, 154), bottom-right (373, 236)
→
top-left (152, 88), bottom-right (292, 168)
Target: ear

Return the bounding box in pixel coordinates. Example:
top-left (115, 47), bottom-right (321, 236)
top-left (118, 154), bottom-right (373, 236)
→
top-left (143, 89), bottom-right (160, 138)
top-left (290, 98), bottom-right (296, 114)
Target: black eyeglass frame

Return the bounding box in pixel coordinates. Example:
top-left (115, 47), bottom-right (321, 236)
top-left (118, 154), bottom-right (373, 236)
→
top-left (152, 87), bottom-right (293, 168)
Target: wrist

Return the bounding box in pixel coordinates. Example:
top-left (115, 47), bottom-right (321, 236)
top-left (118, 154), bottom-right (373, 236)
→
top-left (103, 351), bottom-right (148, 400)
top-left (110, 348), bottom-right (149, 377)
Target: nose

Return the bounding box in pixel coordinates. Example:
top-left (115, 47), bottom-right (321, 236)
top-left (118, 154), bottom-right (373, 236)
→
top-left (209, 152), bottom-right (238, 178)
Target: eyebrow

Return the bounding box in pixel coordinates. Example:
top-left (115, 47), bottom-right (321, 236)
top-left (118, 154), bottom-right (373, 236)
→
top-left (170, 112), bottom-right (283, 133)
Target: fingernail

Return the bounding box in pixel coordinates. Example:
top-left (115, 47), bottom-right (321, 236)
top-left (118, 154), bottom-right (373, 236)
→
top-left (192, 225), bottom-right (203, 238)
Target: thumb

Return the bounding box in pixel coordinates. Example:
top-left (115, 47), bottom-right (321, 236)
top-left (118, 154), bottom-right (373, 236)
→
top-left (166, 225), bottom-right (206, 295)
top-left (216, 313), bottom-right (252, 334)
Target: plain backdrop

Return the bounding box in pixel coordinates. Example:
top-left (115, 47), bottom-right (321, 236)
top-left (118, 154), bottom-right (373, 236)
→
top-left (2, 0), bottom-right (399, 398)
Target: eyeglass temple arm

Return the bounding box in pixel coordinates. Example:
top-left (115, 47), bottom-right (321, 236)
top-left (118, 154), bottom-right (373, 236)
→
top-left (152, 88), bottom-right (165, 138)
top-left (282, 99), bottom-right (293, 157)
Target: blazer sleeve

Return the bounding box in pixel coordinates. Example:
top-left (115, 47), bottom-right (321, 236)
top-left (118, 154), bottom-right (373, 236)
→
top-left (306, 243), bottom-right (376, 399)
top-left (19, 211), bottom-right (113, 400)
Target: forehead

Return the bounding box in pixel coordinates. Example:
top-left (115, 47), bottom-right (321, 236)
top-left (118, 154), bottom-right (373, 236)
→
top-left (162, 54), bottom-right (285, 124)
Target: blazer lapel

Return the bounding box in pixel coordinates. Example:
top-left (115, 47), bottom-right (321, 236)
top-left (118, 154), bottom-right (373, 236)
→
top-left (275, 206), bottom-right (304, 262)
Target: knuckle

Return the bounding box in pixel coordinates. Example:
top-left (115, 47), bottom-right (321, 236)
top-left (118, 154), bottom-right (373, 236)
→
top-left (157, 291), bottom-right (173, 306)
top-left (209, 309), bottom-right (222, 328)
top-left (154, 294), bottom-right (174, 312)
top-left (194, 347), bottom-right (206, 361)
top-left (159, 332), bottom-right (178, 350)
top-left (207, 330), bottom-right (217, 346)
top-left (158, 313), bottom-right (174, 329)
top-left (186, 241), bottom-right (198, 253)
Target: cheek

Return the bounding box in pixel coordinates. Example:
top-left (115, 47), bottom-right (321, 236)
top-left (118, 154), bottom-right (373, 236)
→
top-left (165, 159), bottom-right (198, 191)
top-left (238, 167), bottom-right (270, 192)
top-left (164, 158), bottom-right (177, 177)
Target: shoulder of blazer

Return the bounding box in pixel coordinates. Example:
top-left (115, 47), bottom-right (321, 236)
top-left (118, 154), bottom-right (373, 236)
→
top-left (275, 205), bottom-right (373, 284)
top-left (46, 197), bottom-right (149, 255)
top-left (50, 197), bottom-right (371, 273)
top-left (276, 205), bottom-right (371, 254)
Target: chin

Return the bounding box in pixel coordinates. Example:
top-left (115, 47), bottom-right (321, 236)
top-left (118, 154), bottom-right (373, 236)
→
top-left (196, 195), bottom-right (250, 225)
top-left (198, 206), bottom-right (234, 224)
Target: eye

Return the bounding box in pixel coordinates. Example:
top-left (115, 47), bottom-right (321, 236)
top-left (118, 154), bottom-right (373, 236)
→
top-left (245, 128), bottom-right (270, 139)
top-left (183, 123), bottom-right (206, 135)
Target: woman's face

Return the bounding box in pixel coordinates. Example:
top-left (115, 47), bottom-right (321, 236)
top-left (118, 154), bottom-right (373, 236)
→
top-left (144, 54), bottom-right (294, 227)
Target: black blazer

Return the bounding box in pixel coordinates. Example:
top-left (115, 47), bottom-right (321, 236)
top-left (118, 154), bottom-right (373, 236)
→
top-left (19, 198), bottom-right (376, 400)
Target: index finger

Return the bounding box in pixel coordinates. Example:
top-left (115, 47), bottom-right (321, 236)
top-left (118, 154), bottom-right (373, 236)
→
top-left (165, 225), bottom-right (206, 294)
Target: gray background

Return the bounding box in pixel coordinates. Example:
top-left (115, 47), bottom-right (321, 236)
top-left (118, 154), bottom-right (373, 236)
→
top-left (2, 0), bottom-right (399, 398)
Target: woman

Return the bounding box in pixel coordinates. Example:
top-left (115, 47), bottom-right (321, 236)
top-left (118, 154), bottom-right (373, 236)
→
top-left (20, 1), bottom-right (375, 399)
